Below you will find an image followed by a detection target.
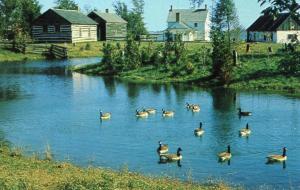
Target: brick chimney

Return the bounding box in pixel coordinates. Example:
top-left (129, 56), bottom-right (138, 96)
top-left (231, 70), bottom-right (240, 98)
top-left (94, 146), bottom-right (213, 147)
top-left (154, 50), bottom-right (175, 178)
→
top-left (105, 9), bottom-right (109, 13)
top-left (205, 4), bottom-right (207, 10)
top-left (176, 12), bottom-right (180, 22)
top-left (169, 5), bottom-right (173, 12)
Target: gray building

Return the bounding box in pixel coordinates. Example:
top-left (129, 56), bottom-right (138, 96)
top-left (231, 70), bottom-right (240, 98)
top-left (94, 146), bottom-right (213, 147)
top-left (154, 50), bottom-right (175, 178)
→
top-left (88, 10), bottom-right (127, 41)
top-left (32, 9), bottom-right (98, 43)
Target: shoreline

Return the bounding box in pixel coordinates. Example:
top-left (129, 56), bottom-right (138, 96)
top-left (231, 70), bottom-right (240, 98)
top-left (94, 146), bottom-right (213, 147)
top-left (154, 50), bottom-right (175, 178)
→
top-left (0, 146), bottom-right (230, 189)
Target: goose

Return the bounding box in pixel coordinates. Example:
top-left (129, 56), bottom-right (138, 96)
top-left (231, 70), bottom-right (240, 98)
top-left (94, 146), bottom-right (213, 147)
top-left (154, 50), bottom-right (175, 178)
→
top-left (143, 108), bottom-right (156, 114)
top-left (218, 145), bottom-right (232, 161)
top-left (162, 109), bottom-right (174, 117)
top-left (100, 111), bottom-right (111, 120)
top-left (192, 105), bottom-right (201, 112)
top-left (238, 108), bottom-right (252, 116)
top-left (157, 141), bottom-right (168, 155)
top-left (239, 123), bottom-right (251, 136)
top-left (194, 122), bottom-right (205, 136)
top-left (267, 147), bottom-right (287, 162)
top-left (160, 147), bottom-right (182, 161)
top-left (136, 109), bottom-right (149, 118)
top-left (186, 103), bottom-right (195, 109)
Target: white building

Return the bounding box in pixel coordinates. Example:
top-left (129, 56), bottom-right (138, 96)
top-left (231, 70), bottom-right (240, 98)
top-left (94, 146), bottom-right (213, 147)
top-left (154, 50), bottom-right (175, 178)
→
top-left (247, 13), bottom-right (300, 43)
top-left (166, 5), bottom-right (210, 42)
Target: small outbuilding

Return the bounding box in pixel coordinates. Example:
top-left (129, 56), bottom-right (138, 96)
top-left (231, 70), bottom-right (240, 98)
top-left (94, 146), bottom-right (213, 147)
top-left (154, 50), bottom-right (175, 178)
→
top-left (88, 9), bottom-right (127, 41)
top-left (32, 9), bottom-right (98, 43)
top-left (247, 13), bottom-right (300, 43)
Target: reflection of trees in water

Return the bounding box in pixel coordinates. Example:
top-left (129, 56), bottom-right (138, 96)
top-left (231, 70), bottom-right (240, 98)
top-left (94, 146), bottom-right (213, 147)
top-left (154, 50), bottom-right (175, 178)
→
top-left (126, 83), bottom-right (140, 100)
top-left (150, 84), bottom-right (162, 95)
top-left (211, 88), bottom-right (237, 111)
top-left (102, 77), bottom-right (116, 97)
top-left (0, 84), bottom-right (21, 101)
top-left (210, 88), bottom-right (238, 150)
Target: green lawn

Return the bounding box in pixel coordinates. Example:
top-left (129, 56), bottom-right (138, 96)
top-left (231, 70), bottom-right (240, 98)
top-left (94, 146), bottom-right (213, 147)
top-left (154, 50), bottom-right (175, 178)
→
top-left (0, 146), bottom-right (230, 190)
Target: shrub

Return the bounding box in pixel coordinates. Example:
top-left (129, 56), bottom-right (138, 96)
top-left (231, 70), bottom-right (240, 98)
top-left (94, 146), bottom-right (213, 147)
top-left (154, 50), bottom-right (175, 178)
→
top-left (85, 43), bottom-right (91, 50)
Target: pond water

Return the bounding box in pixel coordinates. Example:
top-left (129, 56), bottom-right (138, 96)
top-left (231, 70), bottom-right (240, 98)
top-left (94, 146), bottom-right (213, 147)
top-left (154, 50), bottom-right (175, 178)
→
top-left (0, 58), bottom-right (299, 189)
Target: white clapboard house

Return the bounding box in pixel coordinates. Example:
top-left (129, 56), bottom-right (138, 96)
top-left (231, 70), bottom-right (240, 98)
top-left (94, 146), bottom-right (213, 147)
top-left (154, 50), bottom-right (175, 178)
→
top-left (166, 5), bottom-right (210, 41)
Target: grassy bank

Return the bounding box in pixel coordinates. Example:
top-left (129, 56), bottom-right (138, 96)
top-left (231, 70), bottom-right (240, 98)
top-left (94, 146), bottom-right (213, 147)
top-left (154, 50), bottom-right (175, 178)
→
top-left (0, 146), bottom-right (230, 190)
top-left (74, 53), bottom-right (300, 95)
top-left (0, 41), bottom-right (283, 63)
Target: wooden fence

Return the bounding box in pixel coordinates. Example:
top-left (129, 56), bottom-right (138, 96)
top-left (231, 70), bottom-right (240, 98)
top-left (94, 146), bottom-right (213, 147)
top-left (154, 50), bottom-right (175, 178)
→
top-left (49, 45), bottom-right (68, 59)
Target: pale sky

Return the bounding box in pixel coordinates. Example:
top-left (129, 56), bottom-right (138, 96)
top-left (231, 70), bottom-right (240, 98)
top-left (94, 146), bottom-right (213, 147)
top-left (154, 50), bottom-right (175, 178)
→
top-left (38, 0), bottom-right (272, 31)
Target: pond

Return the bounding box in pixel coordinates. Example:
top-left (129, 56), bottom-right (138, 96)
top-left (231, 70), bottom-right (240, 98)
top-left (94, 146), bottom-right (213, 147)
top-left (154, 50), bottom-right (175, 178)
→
top-left (0, 58), bottom-right (299, 189)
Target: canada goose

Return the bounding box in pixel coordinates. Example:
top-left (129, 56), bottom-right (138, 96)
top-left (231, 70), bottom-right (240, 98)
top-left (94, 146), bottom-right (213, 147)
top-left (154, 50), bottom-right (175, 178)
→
top-left (143, 108), bottom-right (156, 114)
top-left (162, 109), bottom-right (174, 117)
top-left (100, 111), bottom-right (111, 120)
top-left (239, 123), bottom-right (251, 136)
top-left (238, 108), bottom-right (252, 116)
top-left (157, 141), bottom-right (168, 154)
top-left (186, 103), bottom-right (194, 109)
top-left (192, 105), bottom-right (201, 112)
top-left (160, 147), bottom-right (182, 161)
top-left (267, 147), bottom-right (287, 162)
top-left (194, 122), bottom-right (205, 136)
top-left (218, 145), bottom-right (232, 161)
top-left (136, 109), bottom-right (149, 118)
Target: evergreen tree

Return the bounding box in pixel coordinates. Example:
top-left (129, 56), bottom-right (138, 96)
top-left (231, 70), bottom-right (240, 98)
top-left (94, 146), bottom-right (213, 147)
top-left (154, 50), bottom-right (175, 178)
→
top-left (210, 0), bottom-right (239, 85)
top-left (54, 0), bottom-right (78, 10)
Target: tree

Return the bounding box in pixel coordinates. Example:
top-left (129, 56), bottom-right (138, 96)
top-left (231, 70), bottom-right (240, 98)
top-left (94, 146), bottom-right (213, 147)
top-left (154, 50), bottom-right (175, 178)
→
top-left (258, 0), bottom-right (299, 17)
top-left (114, 0), bottom-right (147, 40)
top-left (210, 0), bottom-right (239, 85)
top-left (54, 0), bottom-right (78, 10)
top-left (190, 0), bottom-right (204, 8)
top-left (0, 0), bottom-right (41, 39)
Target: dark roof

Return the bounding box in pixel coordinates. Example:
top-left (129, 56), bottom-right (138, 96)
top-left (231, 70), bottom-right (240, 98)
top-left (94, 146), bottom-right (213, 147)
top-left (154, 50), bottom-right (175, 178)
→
top-left (51, 9), bottom-right (97, 25)
top-left (247, 13), bottom-right (299, 31)
top-left (90, 11), bottom-right (127, 23)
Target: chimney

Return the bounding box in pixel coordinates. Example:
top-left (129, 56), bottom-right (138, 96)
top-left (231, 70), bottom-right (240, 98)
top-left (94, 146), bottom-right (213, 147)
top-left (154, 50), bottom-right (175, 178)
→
top-left (105, 9), bottom-right (109, 13)
top-left (176, 12), bottom-right (180, 22)
top-left (169, 5), bottom-right (173, 12)
top-left (205, 4), bottom-right (207, 10)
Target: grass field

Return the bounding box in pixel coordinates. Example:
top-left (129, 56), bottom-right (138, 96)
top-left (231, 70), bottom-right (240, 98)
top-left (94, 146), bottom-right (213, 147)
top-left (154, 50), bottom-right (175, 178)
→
top-left (0, 145), bottom-right (231, 190)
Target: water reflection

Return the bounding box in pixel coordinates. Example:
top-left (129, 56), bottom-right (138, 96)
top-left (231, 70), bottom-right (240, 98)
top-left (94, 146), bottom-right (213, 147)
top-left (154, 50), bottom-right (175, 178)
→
top-left (211, 88), bottom-right (237, 111)
top-left (102, 77), bottom-right (116, 97)
top-left (0, 85), bottom-right (22, 101)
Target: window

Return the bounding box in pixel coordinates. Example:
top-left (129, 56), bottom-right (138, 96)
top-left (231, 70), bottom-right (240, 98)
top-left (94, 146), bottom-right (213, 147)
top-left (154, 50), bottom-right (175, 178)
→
top-left (79, 28), bottom-right (82, 37)
top-left (194, 23), bottom-right (198, 27)
top-left (287, 34), bottom-right (297, 40)
top-left (55, 25), bottom-right (60, 33)
top-left (43, 25), bottom-right (47, 33)
top-left (48, 25), bottom-right (55, 33)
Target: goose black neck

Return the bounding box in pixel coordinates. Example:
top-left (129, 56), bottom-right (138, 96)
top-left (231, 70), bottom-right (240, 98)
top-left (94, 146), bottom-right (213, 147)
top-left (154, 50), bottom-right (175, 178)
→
top-left (246, 123), bottom-right (249, 129)
top-left (227, 146), bottom-right (231, 153)
top-left (282, 148), bottom-right (287, 157)
top-left (177, 150), bottom-right (181, 156)
top-left (200, 122), bottom-right (202, 129)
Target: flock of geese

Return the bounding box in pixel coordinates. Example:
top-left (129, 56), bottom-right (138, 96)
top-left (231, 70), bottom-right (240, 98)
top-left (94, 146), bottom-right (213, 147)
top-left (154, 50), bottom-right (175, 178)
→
top-left (100, 102), bottom-right (287, 165)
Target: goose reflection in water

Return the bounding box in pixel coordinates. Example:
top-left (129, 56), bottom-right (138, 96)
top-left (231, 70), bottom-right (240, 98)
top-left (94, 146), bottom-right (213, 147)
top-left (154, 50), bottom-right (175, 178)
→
top-left (158, 159), bottom-right (182, 168)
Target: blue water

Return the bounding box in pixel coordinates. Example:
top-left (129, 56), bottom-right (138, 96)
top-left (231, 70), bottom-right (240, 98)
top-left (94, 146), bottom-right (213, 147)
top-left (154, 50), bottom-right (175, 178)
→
top-left (0, 58), bottom-right (299, 189)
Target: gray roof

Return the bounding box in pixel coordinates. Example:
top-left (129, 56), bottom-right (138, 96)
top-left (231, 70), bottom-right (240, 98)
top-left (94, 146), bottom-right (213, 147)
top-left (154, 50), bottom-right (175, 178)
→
top-left (52, 9), bottom-right (97, 25)
top-left (91, 11), bottom-right (127, 23)
top-left (168, 22), bottom-right (191, 29)
top-left (167, 9), bottom-right (209, 22)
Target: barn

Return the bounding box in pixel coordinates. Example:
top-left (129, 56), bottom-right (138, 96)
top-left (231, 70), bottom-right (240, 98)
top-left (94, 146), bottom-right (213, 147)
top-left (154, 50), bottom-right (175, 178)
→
top-left (88, 9), bottom-right (127, 41)
top-left (247, 13), bottom-right (300, 43)
top-left (32, 9), bottom-right (98, 43)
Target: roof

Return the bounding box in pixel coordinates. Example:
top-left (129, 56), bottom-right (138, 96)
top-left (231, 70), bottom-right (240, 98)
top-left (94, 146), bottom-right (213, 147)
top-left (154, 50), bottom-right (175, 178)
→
top-left (51, 9), bottom-right (97, 25)
top-left (90, 11), bottom-right (127, 23)
top-left (168, 22), bottom-right (192, 30)
top-left (167, 9), bottom-right (209, 23)
top-left (247, 13), bottom-right (300, 31)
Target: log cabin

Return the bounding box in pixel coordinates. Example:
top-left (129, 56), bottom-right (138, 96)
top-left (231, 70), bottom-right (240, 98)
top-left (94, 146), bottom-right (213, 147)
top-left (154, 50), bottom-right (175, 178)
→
top-left (32, 9), bottom-right (98, 43)
top-left (88, 9), bottom-right (127, 41)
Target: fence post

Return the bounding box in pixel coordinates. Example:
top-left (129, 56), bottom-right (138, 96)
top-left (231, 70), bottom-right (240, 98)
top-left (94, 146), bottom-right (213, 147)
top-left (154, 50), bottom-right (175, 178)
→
top-left (233, 50), bottom-right (238, 66)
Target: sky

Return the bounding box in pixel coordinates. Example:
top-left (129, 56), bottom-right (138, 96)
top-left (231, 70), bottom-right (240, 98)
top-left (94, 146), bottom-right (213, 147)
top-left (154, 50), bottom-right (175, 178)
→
top-left (38, 0), bottom-right (269, 31)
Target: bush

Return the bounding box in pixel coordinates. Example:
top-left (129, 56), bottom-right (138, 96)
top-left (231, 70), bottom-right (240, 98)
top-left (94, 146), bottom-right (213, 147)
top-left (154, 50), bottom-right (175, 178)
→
top-left (85, 43), bottom-right (91, 50)
top-left (185, 62), bottom-right (196, 74)
top-left (279, 51), bottom-right (300, 74)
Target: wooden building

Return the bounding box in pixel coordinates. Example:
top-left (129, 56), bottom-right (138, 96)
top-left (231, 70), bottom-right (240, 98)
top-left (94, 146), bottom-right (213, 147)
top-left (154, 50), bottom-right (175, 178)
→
top-left (247, 13), bottom-right (300, 43)
top-left (32, 9), bottom-right (98, 43)
top-left (166, 5), bottom-right (210, 42)
top-left (88, 9), bottom-right (127, 41)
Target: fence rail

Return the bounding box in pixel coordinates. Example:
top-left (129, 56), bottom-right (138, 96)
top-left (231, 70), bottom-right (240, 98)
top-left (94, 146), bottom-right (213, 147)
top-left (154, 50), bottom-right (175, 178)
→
top-left (49, 45), bottom-right (68, 59)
